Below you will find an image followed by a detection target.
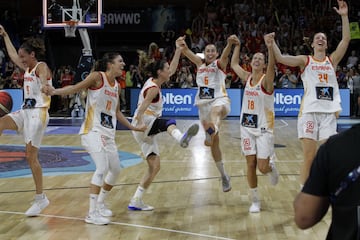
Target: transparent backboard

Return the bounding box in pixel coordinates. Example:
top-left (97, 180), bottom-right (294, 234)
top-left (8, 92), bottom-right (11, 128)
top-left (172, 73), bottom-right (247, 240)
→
top-left (42, 0), bottom-right (103, 28)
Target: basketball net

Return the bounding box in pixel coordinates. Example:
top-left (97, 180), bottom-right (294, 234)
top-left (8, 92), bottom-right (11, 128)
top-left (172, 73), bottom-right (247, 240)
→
top-left (64, 20), bottom-right (78, 38)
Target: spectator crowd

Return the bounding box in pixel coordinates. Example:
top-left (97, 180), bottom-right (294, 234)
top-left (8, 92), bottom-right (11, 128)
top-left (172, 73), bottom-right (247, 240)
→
top-left (0, 0), bottom-right (359, 116)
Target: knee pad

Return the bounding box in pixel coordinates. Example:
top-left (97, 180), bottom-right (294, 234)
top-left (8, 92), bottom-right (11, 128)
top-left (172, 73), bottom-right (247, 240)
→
top-left (165, 119), bottom-right (176, 127)
top-left (89, 151), bottom-right (109, 186)
top-left (91, 168), bottom-right (108, 186)
top-left (104, 170), bottom-right (120, 185)
top-left (105, 152), bottom-right (121, 185)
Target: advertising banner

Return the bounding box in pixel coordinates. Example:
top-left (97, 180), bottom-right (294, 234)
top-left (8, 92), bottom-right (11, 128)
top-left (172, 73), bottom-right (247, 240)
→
top-left (274, 88), bottom-right (350, 116)
top-left (130, 88), bottom-right (350, 117)
top-left (103, 6), bottom-right (189, 32)
top-left (130, 88), bottom-right (241, 117)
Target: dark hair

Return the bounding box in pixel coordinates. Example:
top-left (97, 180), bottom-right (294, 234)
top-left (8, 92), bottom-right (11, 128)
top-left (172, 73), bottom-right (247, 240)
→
top-left (93, 52), bottom-right (121, 72)
top-left (309, 32), bottom-right (328, 47)
top-left (145, 59), bottom-right (167, 78)
top-left (20, 37), bottom-right (46, 61)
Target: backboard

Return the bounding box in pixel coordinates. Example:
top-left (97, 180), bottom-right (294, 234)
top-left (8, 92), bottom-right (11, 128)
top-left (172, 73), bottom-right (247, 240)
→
top-left (42, 0), bottom-right (103, 28)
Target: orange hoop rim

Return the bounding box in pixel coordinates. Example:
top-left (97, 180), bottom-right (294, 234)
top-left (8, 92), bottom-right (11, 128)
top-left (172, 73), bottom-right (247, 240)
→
top-left (64, 20), bottom-right (78, 27)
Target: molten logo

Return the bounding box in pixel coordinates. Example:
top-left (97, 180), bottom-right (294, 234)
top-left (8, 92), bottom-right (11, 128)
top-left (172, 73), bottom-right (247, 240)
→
top-left (274, 93), bottom-right (302, 104)
top-left (162, 93), bottom-right (192, 105)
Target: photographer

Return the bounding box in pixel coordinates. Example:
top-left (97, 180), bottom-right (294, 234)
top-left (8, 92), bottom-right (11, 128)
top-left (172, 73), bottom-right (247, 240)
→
top-left (279, 68), bottom-right (298, 88)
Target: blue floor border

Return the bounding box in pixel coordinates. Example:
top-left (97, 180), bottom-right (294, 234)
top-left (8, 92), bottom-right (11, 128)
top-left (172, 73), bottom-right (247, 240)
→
top-left (0, 144), bottom-right (143, 178)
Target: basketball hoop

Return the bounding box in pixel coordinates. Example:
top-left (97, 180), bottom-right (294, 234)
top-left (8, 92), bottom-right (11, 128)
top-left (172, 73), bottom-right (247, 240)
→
top-left (64, 20), bottom-right (78, 38)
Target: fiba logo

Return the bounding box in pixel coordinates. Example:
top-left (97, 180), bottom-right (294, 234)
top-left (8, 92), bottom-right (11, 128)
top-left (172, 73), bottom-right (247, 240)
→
top-left (305, 121), bottom-right (314, 134)
top-left (0, 91), bottom-right (13, 117)
top-left (243, 138), bottom-right (251, 151)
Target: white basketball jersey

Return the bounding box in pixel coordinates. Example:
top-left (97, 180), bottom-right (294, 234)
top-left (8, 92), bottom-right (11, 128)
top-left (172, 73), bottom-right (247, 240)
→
top-left (134, 78), bottom-right (163, 118)
top-left (80, 72), bottom-right (119, 138)
top-left (300, 56), bottom-right (341, 114)
top-left (240, 74), bottom-right (274, 135)
top-left (22, 62), bottom-right (52, 109)
top-left (195, 59), bottom-right (228, 105)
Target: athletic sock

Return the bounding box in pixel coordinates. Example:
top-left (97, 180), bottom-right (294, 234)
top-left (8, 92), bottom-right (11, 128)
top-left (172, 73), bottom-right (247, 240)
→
top-left (250, 187), bottom-right (260, 202)
top-left (133, 185), bottom-right (145, 199)
top-left (97, 188), bottom-right (109, 203)
top-left (215, 161), bottom-right (227, 177)
top-left (89, 194), bottom-right (98, 213)
top-left (170, 128), bottom-right (183, 142)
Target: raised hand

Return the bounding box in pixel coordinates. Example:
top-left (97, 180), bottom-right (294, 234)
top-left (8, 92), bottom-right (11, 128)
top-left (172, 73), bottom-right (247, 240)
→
top-left (264, 32), bottom-right (275, 47)
top-left (0, 25), bottom-right (6, 37)
top-left (227, 34), bottom-right (240, 45)
top-left (333, 0), bottom-right (348, 16)
top-left (176, 35), bottom-right (187, 49)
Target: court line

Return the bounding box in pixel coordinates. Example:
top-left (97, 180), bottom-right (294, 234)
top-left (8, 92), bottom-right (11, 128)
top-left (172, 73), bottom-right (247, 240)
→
top-left (0, 210), bottom-right (236, 240)
top-left (275, 119), bottom-right (289, 129)
top-left (0, 173), bottom-right (300, 194)
top-left (160, 159), bottom-right (303, 163)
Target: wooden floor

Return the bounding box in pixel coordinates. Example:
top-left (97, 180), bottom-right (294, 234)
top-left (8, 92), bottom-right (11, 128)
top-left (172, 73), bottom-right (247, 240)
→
top-left (0, 117), bottom-right (341, 240)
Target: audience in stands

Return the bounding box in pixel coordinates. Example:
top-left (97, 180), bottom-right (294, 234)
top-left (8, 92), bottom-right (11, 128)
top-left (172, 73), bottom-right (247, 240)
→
top-left (0, 0), bottom-right (359, 115)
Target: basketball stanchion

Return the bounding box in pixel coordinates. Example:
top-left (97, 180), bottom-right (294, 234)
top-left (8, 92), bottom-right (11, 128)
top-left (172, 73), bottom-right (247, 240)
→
top-left (64, 20), bottom-right (78, 38)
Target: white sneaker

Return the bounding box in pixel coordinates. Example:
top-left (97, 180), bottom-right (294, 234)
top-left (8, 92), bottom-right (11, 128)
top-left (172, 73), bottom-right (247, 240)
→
top-left (97, 202), bottom-right (113, 217)
top-left (25, 194), bottom-right (50, 217)
top-left (85, 210), bottom-right (110, 225)
top-left (128, 197), bottom-right (154, 211)
top-left (269, 162), bottom-right (279, 186)
top-left (180, 124), bottom-right (199, 148)
top-left (249, 201), bottom-right (261, 213)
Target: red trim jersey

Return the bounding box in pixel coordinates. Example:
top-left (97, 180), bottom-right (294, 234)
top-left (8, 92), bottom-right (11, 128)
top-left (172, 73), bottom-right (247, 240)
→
top-left (240, 74), bottom-right (274, 135)
top-left (80, 72), bottom-right (119, 138)
top-left (195, 59), bottom-right (228, 105)
top-left (134, 78), bottom-right (163, 118)
top-left (22, 62), bottom-right (52, 109)
top-left (300, 56), bottom-right (341, 115)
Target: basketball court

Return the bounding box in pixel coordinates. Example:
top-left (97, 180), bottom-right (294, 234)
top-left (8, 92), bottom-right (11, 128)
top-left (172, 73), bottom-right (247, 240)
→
top-left (1, 117), bottom-right (359, 239)
top-left (0, 1), bottom-right (358, 239)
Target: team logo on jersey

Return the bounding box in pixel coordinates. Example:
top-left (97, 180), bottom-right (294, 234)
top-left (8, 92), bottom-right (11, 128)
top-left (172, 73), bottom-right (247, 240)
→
top-left (199, 87), bottom-right (214, 99)
top-left (100, 112), bottom-right (114, 129)
top-left (241, 113), bottom-right (258, 128)
top-left (22, 98), bottom-right (36, 109)
top-left (316, 86), bottom-right (333, 101)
